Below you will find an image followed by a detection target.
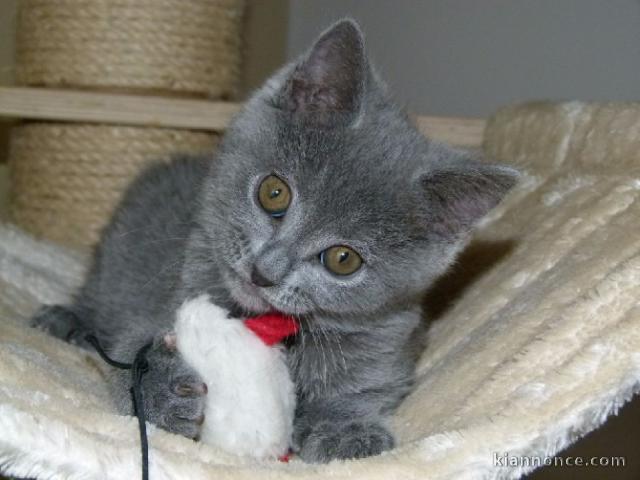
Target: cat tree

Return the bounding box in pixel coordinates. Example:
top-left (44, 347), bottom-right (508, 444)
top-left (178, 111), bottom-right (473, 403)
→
top-left (6, 0), bottom-right (245, 247)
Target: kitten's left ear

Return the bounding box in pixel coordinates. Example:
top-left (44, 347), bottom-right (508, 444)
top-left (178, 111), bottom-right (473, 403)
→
top-left (418, 160), bottom-right (520, 238)
top-left (279, 19), bottom-right (367, 122)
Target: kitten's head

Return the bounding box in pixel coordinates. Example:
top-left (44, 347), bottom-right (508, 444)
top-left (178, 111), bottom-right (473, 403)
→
top-left (200, 20), bottom-right (518, 318)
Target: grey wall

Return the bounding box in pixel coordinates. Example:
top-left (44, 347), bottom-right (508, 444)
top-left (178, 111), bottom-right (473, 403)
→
top-left (242, 0), bottom-right (289, 94)
top-left (287, 0), bottom-right (640, 117)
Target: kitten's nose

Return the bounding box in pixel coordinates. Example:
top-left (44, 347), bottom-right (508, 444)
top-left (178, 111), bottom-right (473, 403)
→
top-left (250, 267), bottom-right (275, 288)
top-left (251, 243), bottom-right (292, 287)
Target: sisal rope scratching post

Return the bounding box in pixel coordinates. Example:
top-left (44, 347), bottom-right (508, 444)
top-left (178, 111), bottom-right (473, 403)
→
top-left (8, 0), bottom-right (245, 248)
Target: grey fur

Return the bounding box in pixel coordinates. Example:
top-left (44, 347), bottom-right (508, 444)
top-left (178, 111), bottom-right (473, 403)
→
top-left (31, 19), bottom-right (518, 462)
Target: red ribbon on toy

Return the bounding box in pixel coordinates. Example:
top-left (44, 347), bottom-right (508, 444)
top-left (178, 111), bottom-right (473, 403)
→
top-left (244, 312), bottom-right (300, 346)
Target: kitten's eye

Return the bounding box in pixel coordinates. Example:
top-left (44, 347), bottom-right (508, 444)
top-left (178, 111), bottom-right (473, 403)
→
top-left (320, 246), bottom-right (363, 276)
top-left (258, 175), bottom-right (291, 218)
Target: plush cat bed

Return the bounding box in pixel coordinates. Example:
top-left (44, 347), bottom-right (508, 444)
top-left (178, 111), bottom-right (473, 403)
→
top-left (1, 101), bottom-right (639, 479)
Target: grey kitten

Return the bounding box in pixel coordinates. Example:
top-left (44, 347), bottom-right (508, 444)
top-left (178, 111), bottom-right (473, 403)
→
top-left (32, 19), bottom-right (518, 462)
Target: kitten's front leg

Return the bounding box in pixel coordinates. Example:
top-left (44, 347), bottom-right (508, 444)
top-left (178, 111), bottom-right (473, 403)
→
top-left (291, 311), bottom-right (420, 463)
top-left (295, 412), bottom-right (394, 463)
top-left (293, 394), bottom-right (397, 463)
top-left (109, 331), bottom-right (208, 439)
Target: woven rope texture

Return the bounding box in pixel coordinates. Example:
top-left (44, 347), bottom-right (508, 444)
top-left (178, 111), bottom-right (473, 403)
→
top-left (16, 0), bottom-right (245, 97)
top-left (9, 0), bottom-right (244, 246)
top-left (9, 123), bottom-right (217, 247)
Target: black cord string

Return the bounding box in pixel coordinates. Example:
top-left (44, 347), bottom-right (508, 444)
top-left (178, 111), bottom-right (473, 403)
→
top-left (85, 334), bottom-right (152, 480)
top-left (132, 343), bottom-right (152, 480)
top-left (84, 335), bottom-right (133, 369)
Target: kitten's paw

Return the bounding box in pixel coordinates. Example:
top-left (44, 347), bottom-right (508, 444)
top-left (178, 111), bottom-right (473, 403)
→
top-left (30, 305), bottom-right (93, 348)
top-left (141, 333), bottom-right (208, 439)
top-left (297, 420), bottom-right (394, 463)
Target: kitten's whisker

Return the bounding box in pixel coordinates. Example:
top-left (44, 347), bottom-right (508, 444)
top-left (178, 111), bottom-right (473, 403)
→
top-left (310, 324), bottom-right (329, 390)
top-left (134, 236), bottom-right (191, 246)
top-left (139, 258), bottom-right (184, 290)
top-left (295, 316), bottom-right (310, 383)
top-left (114, 221), bottom-right (191, 239)
top-left (318, 322), bottom-right (347, 374)
top-left (333, 330), bottom-right (348, 372)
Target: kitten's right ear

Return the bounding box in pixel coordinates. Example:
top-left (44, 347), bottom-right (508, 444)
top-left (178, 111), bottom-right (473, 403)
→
top-left (418, 161), bottom-right (520, 238)
top-left (277, 19), bottom-right (367, 123)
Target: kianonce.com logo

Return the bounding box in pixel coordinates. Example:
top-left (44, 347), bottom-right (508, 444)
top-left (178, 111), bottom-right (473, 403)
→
top-left (493, 452), bottom-right (626, 468)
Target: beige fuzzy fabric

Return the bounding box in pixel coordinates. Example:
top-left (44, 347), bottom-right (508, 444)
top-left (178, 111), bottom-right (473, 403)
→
top-left (1, 102), bottom-right (639, 479)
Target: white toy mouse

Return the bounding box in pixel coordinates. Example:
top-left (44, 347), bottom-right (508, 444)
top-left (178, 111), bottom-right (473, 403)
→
top-left (174, 295), bottom-right (299, 460)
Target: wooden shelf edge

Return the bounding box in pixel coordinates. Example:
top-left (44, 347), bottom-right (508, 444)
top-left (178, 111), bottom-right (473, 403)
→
top-left (0, 86), bottom-right (484, 147)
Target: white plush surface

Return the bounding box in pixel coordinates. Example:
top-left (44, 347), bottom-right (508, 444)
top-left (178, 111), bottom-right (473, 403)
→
top-left (0, 101), bottom-right (639, 479)
top-left (175, 295), bottom-right (295, 459)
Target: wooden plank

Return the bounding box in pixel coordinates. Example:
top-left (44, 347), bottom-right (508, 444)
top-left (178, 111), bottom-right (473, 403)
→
top-left (0, 86), bottom-right (484, 147)
top-left (0, 87), bottom-right (241, 132)
top-left (413, 115), bottom-right (485, 148)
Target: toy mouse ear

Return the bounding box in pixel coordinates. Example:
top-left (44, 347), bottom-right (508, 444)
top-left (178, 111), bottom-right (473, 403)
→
top-left (279, 19), bottom-right (367, 122)
top-left (419, 161), bottom-right (520, 238)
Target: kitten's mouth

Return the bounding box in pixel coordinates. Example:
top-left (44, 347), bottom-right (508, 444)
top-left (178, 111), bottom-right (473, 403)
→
top-left (225, 270), bottom-right (273, 314)
top-left (223, 267), bottom-right (307, 317)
